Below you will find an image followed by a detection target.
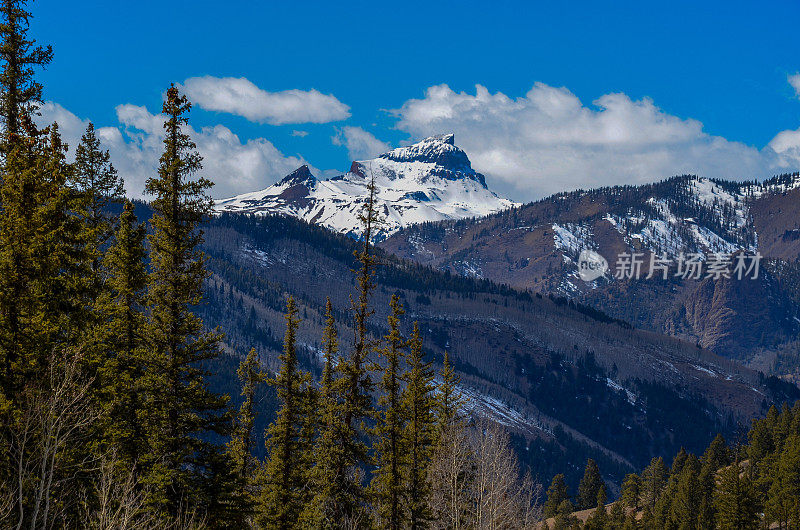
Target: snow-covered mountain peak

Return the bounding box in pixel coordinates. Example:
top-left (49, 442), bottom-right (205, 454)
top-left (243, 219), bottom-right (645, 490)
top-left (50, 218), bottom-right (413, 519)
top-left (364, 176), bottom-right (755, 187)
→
top-left (278, 164), bottom-right (317, 188)
top-left (214, 135), bottom-right (515, 239)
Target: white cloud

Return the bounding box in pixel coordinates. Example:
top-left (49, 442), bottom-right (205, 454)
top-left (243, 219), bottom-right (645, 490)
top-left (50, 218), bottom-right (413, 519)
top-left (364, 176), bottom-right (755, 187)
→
top-left (291, 130), bottom-right (309, 137)
top-left (789, 73), bottom-right (800, 98)
top-left (393, 83), bottom-right (800, 200)
top-left (38, 102), bottom-right (313, 199)
top-left (180, 76), bottom-right (350, 125)
top-left (332, 126), bottom-right (390, 160)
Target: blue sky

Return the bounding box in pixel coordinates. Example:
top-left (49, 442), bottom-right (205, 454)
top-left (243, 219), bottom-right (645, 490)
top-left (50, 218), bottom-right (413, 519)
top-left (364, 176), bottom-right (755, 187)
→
top-left (31, 0), bottom-right (800, 200)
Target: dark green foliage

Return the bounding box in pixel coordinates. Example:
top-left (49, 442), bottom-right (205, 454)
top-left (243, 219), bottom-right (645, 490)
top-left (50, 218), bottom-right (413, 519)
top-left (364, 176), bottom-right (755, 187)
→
top-left (303, 298), bottom-right (350, 528)
top-left (544, 473), bottom-right (570, 518)
top-left (402, 322), bottom-right (436, 529)
top-left (714, 454), bottom-right (758, 530)
top-left (94, 201), bottom-right (148, 470)
top-left (227, 347), bottom-right (267, 522)
top-left (0, 0), bottom-right (52, 148)
top-left (259, 297), bottom-right (314, 529)
top-left (371, 294), bottom-right (407, 529)
top-left (577, 458), bottom-right (604, 510)
top-left (139, 85), bottom-right (229, 519)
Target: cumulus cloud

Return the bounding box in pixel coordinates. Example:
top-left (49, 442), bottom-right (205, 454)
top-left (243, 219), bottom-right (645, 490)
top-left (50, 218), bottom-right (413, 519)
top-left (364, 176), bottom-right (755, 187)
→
top-left (180, 76), bottom-right (350, 125)
top-left (393, 83), bottom-right (800, 200)
top-left (38, 102), bottom-right (313, 199)
top-left (789, 73), bottom-right (800, 98)
top-left (332, 126), bottom-right (390, 160)
top-left (291, 130), bottom-right (309, 137)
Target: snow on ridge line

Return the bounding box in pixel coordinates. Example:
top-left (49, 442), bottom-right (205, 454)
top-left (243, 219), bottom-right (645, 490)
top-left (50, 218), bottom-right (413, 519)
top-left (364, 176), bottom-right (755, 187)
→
top-left (213, 134), bottom-right (516, 238)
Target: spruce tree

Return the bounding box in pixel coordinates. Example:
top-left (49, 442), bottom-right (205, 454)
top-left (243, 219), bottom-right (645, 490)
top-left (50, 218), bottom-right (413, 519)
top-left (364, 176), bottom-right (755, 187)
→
top-left (714, 454), bottom-right (758, 530)
top-left (260, 297), bottom-right (313, 529)
top-left (95, 201), bottom-right (148, 470)
top-left (371, 294), bottom-right (407, 530)
top-left (621, 472), bottom-right (641, 511)
top-left (140, 84), bottom-right (229, 520)
top-left (669, 455), bottom-right (701, 530)
top-left (0, 0), bottom-right (52, 152)
top-left (435, 350), bottom-right (464, 435)
top-left (577, 458), bottom-right (604, 510)
top-left (304, 297), bottom-right (350, 528)
top-left (641, 456), bottom-right (668, 510)
top-left (402, 322), bottom-right (436, 529)
top-left (72, 122), bottom-right (124, 286)
top-left (337, 173), bottom-right (381, 524)
top-left (544, 474), bottom-right (569, 518)
top-left (227, 347), bottom-right (267, 519)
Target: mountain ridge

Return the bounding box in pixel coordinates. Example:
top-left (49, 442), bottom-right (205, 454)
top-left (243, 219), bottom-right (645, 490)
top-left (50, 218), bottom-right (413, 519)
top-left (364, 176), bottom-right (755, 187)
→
top-left (213, 134), bottom-right (515, 239)
top-left (380, 173), bottom-right (800, 365)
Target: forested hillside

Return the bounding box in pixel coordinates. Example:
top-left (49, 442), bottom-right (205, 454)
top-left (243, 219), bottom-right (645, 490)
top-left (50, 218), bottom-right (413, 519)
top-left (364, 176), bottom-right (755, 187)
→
top-left (381, 174), bottom-right (800, 366)
top-left (542, 403), bottom-right (800, 529)
top-left (1, 0), bottom-right (798, 528)
top-left (187, 209), bottom-right (800, 490)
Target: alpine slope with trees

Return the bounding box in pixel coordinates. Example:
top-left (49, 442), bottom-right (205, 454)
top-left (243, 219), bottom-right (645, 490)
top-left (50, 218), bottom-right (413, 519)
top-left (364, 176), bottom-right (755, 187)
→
top-left (0, 2), bottom-right (539, 527)
top-left (0, 0), bottom-right (799, 528)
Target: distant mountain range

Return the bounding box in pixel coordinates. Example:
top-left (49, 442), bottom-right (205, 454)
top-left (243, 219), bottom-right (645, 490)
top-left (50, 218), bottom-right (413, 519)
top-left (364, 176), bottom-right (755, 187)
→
top-left (214, 134), bottom-right (515, 239)
top-left (185, 209), bottom-right (799, 492)
top-left (381, 173), bottom-right (800, 368)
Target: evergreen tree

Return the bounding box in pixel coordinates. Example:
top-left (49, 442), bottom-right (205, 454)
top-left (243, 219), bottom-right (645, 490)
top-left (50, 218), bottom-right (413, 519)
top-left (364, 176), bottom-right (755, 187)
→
top-left (584, 486), bottom-right (608, 530)
top-left (371, 294), bottom-right (407, 530)
top-left (402, 322), bottom-right (436, 529)
top-left (435, 350), bottom-right (464, 435)
top-left (669, 455), bottom-right (701, 530)
top-left (336, 173), bottom-right (381, 524)
top-left (140, 85), bottom-right (229, 520)
top-left (303, 298), bottom-right (350, 528)
top-left (0, 0), bottom-right (52, 152)
top-left (621, 472), bottom-right (641, 511)
top-left (71, 122), bottom-right (124, 287)
top-left (95, 201), bottom-right (148, 470)
top-left (641, 456), bottom-right (668, 510)
top-left (714, 455), bottom-right (758, 530)
top-left (765, 435), bottom-right (800, 529)
top-left (577, 458), bottom-right (604, 510)
top-left (544, 474), bottom-right (570, 518)
top-left (259, 297), bottom-right (313, 529)
top-left (227, 347), bottom-right (267, 520)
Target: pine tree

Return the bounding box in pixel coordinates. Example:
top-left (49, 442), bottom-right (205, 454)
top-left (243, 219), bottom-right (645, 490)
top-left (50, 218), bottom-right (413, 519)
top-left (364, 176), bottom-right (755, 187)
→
top-left (641, 456), bottom-right (667, 510)
top-left (402, 322), bottom-right (436, 529)
top-left (260, 297), bottom-right (313, 529)
top-left (140, 85), bottom-right (229, 520)
top-left (621, 472), bottom-right (641, 511)
top-left (227, 347), bottom-right (267, 520)
top-left (714, 454), bottom-right (758, 530)
top-left (0, 0), bottom-right (52, 152)
top-left (336, 172), bottom-right (381, 524)
top-left (765, 435), bottom-right (800, 529)
top-left (669, 455), bottom-right (701, 530)
top-left (371, 294), bottom-right (407, 530)
top-left (577, 458), bottom-right (604, 510)
top-left (303, 298), bottom-right (350, 528)
top-left (584, 486), bottom-right (608, 530)
top-left (71, 122), bottom-right (124, 288)
top-left (435, 350), bottom-right (464, 436)
top-left (95, 201), bottom-right (148, 470)
top-left (544, 474), bottom-right (570, 518)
